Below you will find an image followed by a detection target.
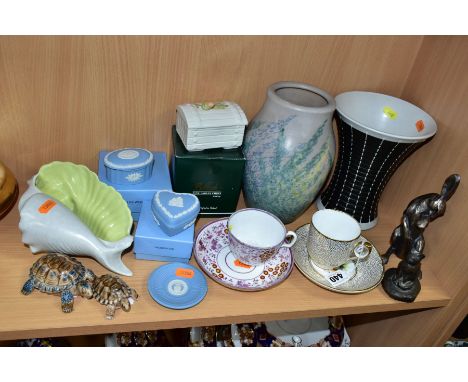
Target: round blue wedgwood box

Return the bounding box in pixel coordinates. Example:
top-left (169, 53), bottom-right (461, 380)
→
top-left (104, 148), bottom-right (154, 185)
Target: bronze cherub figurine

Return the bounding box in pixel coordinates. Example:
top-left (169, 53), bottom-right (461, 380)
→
top-left (382, 174), bottom-right (461, 302)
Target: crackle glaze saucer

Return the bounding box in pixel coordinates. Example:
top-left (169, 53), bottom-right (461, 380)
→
top-left (194, 219), bottom-right (293, 291)
top-left (293, 224), bottom-right (384, 294)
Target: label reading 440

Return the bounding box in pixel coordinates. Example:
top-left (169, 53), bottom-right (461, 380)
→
top-left (310, 260), bottom-right (356, 288)
top-left (325, 267), bottom-right (354, 287)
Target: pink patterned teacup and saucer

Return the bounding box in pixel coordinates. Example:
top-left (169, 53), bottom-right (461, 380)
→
top-left (194, 209), bottom-right (296, 291)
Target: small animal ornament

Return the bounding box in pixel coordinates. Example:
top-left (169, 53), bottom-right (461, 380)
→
top-left (21, 253), bottom-right (95, 313)
top-left (92, 274), bottom-right (138, 319)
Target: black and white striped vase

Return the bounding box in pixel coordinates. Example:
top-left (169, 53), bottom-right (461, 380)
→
top-left (317, 91), bottom-right (437, 230)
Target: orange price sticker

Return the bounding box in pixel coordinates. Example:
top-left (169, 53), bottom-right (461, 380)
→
top-left (234, 259), bottom-right (252, 269)
top-left (415, 120), bottom-right (425, 132)
top-left (176, 268), bottom-right (194, 279)
top-left (38, 199), bottom-right (57, 214)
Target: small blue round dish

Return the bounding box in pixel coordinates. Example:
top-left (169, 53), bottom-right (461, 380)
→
top-left (147, 263), bottom-right (208, 310)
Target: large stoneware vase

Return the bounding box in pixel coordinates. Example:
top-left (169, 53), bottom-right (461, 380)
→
top-left (243, 82), bottom-right (336, 224)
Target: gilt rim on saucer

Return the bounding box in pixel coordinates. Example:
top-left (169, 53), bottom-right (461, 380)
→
top-left (292, 224), bottom-right (384, 294)
top-left (193, 218), bottom-right (293, 292)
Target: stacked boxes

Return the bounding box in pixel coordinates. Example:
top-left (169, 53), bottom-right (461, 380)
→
top-left (99, 106), bottom-right (248, 261)
top-left (133, 200), bottom-right (194, 262)
top-left (98, 151), bottom-right (171, 221)
top-left (98, 150), bottom-right (194, 263)
top-left (171, 127), bottom-right (246, 217)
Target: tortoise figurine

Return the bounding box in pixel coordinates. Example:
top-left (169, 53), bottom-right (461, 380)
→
top-left (92, 274), bottom-right (138, 319)
top-left (21, 253), bottom-right (95, 313)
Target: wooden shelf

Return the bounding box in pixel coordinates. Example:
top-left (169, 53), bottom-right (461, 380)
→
top-left (1, 36), bottom-right (465, 346)
top-left (0, 195), bottom-right (450, 341)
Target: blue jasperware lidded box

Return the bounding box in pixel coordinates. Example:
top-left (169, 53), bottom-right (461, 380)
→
top-left (151, 190), bottom-right (200, 236)
top-left (104, 148), bottom-right (154, 185)
top-left (134, 200), bottom-right (195, 262)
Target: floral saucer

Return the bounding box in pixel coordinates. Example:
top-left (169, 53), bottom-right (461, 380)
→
top-left (292, 224), bottom-right (384, 294)
top-left (194, 219), bottom-right (293, 291)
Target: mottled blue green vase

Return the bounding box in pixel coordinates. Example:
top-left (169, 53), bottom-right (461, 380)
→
top-left (243, 82), bottom-right (336, 224)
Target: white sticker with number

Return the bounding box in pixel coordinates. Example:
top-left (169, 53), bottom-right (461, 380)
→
top-left (310, 261), bottom-right (357, 287)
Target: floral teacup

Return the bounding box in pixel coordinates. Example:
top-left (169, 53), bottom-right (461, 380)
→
top-left (228, 208), bottom-right (297, 266)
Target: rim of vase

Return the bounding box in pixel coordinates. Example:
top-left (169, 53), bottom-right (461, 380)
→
top-left (267, 81), bottom-right (336, 114)
top-left (336, 91), bottom-right (437, 143)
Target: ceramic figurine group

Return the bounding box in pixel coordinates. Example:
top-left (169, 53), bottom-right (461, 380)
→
top-left (18, 184), bottom-right (139, 316)
top-left (113, 331), bottom-right (161, 347)
top-left (188, 317), bottom-right (350, 347)
top-left (12, 82), bottom-right (461, 319)
top-left (21, 253), bottom-right (138, 319)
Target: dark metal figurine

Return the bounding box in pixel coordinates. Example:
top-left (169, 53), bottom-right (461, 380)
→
top-left (382, 174), bottom-right (461, 302)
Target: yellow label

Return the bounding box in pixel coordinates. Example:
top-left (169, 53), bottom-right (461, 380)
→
top-left (175, 268), bottom-right (194, 279)
top-left (38, 199), bottom-right (57, 214)
top-left (383, 106), bottom-right (398, 120)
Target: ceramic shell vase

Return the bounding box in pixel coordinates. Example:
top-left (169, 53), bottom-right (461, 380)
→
top-left (18, 162), bottom-right (134, 276)
top-left (243, 82), bottom-right (336, 224)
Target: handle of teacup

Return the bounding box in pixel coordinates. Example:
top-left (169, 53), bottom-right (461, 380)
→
top-left (282, 231), bottom-right (298, 248)
top-left (350, 240), bottom-right (373, 261)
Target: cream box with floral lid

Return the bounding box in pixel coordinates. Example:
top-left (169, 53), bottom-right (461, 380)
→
top-left (176, 101), bottom-right (248, 151)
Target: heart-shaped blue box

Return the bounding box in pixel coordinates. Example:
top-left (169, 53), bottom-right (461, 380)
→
top-left (151, 190), bottom-right (200, 236)
top-left (134, 200), bottom-right (194, 262)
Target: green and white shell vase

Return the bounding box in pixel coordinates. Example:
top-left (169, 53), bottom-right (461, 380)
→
top-left (243, 82), bottom-right (336, 224)
top-left (18, 162), bottom-right (134, 276)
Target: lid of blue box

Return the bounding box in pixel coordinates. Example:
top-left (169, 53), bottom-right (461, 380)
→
top-left (151, 190), bottom-right (200, 233)
top-left (135, 200), bottom-right (195, 244)
top-left (104, 148), bottom-right (154, 170)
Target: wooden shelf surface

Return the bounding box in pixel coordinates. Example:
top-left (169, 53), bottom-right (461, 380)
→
top-left (0, 196), bottom-right (450, 341)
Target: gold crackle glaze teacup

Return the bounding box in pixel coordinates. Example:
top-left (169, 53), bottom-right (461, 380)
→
top-left (307, 209), bottom-right (372, 270)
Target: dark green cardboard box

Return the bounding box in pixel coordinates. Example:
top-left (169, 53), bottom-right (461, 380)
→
top-left (171, 126), bottom-right (245, 216)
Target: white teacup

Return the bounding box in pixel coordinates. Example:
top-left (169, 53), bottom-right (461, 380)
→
top-left (307, 209), bottom-right (372, 270)
top-left (228, 208), bottom-right (297, 266)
